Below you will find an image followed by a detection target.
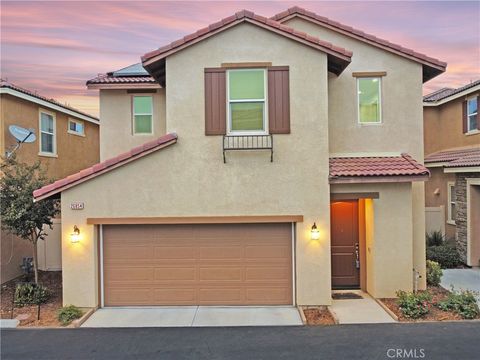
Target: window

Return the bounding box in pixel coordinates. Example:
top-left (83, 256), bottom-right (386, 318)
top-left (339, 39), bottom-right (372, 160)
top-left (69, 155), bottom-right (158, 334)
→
top-left (133, 96), bottom-right (153, 134)
top-left (467, 97), bottom-right (478, 132)
top-left (447, 182), bottom-right (456, 225)
top-left (39, 111), bottom-right (56, 155)
top-left (227, 69), bottom-right (267, 134)
top-left (68, 119), bottom-right (84, 136)
top-left (357, 77), bottom-right (381, 124)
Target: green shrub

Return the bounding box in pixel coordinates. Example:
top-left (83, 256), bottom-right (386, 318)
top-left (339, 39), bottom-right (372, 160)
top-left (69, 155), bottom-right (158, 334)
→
top-left (396, 290), bottom-right (431, 319)
top-left (14, 283), bottom-right (49, 306)
top-left (58, 305), bottom-right (83, 325)
top-left (426, 245), bottom-right (462, 268)
top-left (426, 230), bottom-right (445, 247)
top-left (437, 289), bottom-right (480, 319)
top-left (426, 260), bottom-right (443, 286)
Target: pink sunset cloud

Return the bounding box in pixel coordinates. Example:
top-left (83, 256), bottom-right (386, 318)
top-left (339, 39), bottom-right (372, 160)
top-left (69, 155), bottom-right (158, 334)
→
top-left (1, 1), bottom-right (479, 117)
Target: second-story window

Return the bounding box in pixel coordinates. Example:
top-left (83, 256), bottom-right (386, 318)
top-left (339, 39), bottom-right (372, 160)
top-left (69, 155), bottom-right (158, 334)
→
top-left (227, 69), bottom-right (267, 134)
top-left (68, 119), bottom-right (84, 136)
top-left (133, 96), bottom-right (153, 135)
top-left (39, 111), bottom-right (56, 155)
top-left (357, 77), bottom-right (381, 124)
top-left (467, 97), bottom-right (478, 132)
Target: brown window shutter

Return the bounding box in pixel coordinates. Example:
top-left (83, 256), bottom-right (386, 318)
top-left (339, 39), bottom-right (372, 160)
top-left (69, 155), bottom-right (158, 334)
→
top-left (462, 100), bottom-right (468, 133)
top-left (204, 68), bottom-right (226, 135)
top-left (268, 66), bottom-right (290, 134)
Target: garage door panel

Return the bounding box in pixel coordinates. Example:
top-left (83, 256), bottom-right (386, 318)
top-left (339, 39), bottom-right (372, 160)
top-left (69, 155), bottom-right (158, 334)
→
top-left (103, 223), bottom-right (292, 306)
top-left (154, 246), bottom-right (196, 259)
top-left (154, 267), bottom-right (196, 281)
top-left (199, 267), bottom-right (243, 281)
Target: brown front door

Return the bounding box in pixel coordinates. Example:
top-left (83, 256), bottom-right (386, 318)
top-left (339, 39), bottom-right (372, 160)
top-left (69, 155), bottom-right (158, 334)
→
top-left (102, 223), bottom-right (293, 306)
top-left (331, 201), bottom-right (360, 289)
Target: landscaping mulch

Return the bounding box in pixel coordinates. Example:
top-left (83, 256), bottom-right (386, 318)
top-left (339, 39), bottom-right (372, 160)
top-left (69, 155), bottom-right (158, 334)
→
top-left (303, 307), bottom-right (336, 325)
top-left (0, 271), bottom-right (63, 327)
top-left (380, 286), bottom-right (479, 322)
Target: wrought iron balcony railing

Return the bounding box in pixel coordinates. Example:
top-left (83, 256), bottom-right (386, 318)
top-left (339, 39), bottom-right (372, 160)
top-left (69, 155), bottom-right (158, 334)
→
top-left (222, 135), bottom-right (273, 163)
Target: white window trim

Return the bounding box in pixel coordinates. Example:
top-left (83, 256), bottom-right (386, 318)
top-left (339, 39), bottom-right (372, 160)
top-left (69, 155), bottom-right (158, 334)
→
top-left (132, 95), bottom-right (154, 135)
top-left (226, 69), bottom-right (269, 136)
top-left (67, 118), bottom-right (85, 137)
top-left (447, 181), bottom-right (456, 225)
top-left (466, 96), bottom-right (478, 133)
top-left (357, 77), bottom-right (382, 125)
top-left (38, 109), bottom-right (57, 157)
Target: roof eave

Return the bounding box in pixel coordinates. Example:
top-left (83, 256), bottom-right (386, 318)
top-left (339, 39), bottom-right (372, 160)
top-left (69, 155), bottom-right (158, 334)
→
top-left (329, 174), bottom-right (430, 184)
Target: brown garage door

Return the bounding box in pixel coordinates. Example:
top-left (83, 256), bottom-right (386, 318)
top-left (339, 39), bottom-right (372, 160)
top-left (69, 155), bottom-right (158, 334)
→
top-left (102, 223), bottom-right (293, 306)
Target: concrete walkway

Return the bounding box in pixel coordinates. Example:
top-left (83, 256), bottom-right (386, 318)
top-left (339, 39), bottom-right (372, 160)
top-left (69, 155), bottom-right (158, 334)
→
top-left (441, 268), bottom-right (480, 304)
top-left (329, 291), bottom-right (395, 324)
top-left (81, 306), bottom-right (302, 328)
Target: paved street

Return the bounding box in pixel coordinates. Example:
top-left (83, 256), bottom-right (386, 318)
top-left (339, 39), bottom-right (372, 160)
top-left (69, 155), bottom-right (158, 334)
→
top-left (2, 322), bottom-right (479, 360)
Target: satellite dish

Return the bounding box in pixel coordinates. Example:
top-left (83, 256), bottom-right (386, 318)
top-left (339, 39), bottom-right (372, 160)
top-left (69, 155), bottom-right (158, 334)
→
top-left (9, 125), bottom-right (36, 143)
top-left (6, 125), bottom-right (36, 158)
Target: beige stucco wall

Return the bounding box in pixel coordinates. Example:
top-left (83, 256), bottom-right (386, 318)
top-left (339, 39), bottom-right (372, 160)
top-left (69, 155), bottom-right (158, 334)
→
top-left (425, 167), bottom-right (457, 240)
top-left (61, 22), bottom-right (331, 307)
top-left (99, 89), bottom-right (166, 160)
top-left (286, 17), bottom-right (427, 290)
top-left (332, 183), bottom-right (415, 298)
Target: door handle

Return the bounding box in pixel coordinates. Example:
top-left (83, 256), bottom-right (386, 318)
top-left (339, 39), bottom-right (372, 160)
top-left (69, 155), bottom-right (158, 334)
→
top-left (355, 243), bottom-right (360, 269)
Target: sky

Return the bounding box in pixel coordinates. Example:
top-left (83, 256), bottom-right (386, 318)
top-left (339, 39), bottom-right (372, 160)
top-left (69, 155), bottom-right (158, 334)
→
top-left (1, 1), bottom-right (479, 117)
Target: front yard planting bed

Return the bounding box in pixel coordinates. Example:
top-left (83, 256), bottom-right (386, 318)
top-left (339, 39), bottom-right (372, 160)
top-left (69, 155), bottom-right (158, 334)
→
top-left (379, 286), bottom-right (480, 322)
top-left (303, 306), bottom-right (336, 325)
top-left (1, 271), bottom-right (63, 327)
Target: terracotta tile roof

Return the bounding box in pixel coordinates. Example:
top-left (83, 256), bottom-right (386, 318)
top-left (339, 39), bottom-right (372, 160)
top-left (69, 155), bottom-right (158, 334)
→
top-left (424, 147), bottom-right (480, 164)
top-left (446, 153), bottom-right (480, 168)
top-left (423, 79), bottom-right (480, 103)
top-left (142, 9), bottom-right (352, 80)
top-left (271, 6), bottom-right (446, 82)
top-left (329, 153), bottom-right (429, 182)
top-left (1, 80), bottom-right (99, 122)
top-left (33, 133), bottom-right (178, 201)
top-left (86, 74), bottom-right (156, 85)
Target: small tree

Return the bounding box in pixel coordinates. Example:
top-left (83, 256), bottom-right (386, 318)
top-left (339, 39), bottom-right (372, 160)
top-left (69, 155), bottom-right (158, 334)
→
top-left (0, 155), bottom-right (59, 283)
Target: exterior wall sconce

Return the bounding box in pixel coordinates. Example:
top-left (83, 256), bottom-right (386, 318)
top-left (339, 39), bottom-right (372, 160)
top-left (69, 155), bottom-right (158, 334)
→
top-left (70, 225), bottom-right (80, 243)
top-left (311, 222), bottom-right (320, 240)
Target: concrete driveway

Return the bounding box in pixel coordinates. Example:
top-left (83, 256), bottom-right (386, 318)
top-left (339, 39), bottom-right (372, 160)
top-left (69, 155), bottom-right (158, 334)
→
top-left (441, 268), bottom-right (480, 304)
top-left (81, 306), bottom-right (303, 327)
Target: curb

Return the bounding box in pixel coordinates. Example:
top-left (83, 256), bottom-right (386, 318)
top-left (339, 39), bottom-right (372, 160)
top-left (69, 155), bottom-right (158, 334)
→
top-left (72, 308), bottom-right (96, 328)
top-left (374, 298), bottom-right (399, 322)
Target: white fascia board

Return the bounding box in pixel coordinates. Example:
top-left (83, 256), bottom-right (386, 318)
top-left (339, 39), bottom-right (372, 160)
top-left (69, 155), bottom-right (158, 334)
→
top-left (444, 166), bottom-right (480, 173)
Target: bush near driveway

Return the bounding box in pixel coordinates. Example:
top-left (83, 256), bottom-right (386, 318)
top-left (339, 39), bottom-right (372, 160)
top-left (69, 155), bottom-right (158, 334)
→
top-left (58, 305), bottom-right (83, 326)
top-left (437, 289), bottom-right (480, 319)
top-left (426, 231), bottom-right (445, 247)
top-left (426, 260), bottom-right (443, 286)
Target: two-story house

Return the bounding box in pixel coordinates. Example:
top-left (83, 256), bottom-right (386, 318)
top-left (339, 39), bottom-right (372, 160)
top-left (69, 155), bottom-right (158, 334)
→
top-left (33, 7), bottom-right (446, 308)
top-left (424, 80), bottom-right (480, 267)
top-left (1, 80), bottom-right (100, 283)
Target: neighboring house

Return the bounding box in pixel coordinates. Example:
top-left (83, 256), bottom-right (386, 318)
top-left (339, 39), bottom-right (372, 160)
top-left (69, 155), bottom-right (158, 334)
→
top-left (34, 7), bottom-right (446, 308)
top-left (424, 80), bottom-right (480, 266)
top-left (0, 80), bottom-right (100, 283)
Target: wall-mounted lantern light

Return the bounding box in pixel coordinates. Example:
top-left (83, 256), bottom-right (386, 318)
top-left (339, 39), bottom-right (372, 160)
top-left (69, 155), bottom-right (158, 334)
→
top-left (70, 225), bottom-right (80, 243)
top-left (311, 222), bottom-right (320, 240)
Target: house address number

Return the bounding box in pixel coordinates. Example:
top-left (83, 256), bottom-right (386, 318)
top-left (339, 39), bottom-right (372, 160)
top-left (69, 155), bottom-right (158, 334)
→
top-left (70, 202), bottom-right (84, 210)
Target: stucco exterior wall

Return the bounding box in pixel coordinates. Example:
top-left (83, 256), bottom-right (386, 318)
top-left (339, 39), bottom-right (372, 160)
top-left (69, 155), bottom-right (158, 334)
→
top-left (1, 94), bottom-right (100, 179)
top-left (424, 93), bottom-right (480, 157)
top-left (60, 23), bottom-right (331, 307)
top-left (285, 17), bottom-right (427, 290)
top-left (331, 182), bottom-right (414, 298)
top-left (99, 89), bottom-right (166, 160)
top-left (425, 167), bottom-right (456, 239)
